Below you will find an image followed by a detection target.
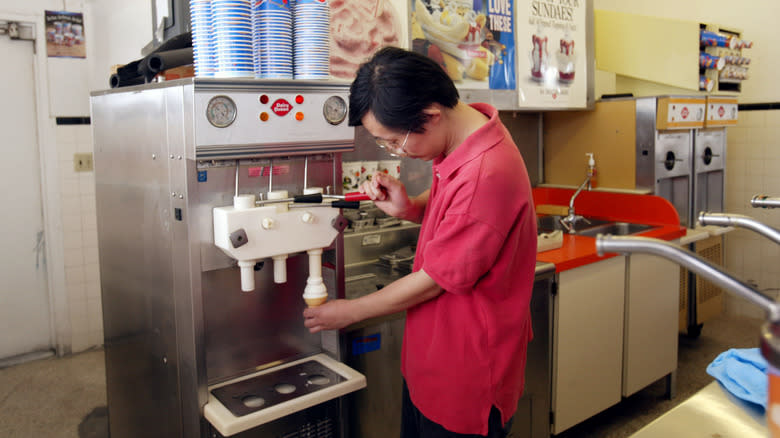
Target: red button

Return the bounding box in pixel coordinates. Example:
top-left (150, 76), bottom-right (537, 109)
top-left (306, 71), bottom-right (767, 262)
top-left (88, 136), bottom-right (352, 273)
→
top-left (295, 95), bottom-right (304, 104)
top-left (260, 95), bottom-right (269, 104)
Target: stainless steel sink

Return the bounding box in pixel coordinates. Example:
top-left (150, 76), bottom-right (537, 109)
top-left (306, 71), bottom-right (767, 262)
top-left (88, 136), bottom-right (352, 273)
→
top-left (537, 215), bottom-right (612, 233)
top-left (537, 215), bottom-right (658, 237)
top-left (576, 222), bottom-right (657, 237)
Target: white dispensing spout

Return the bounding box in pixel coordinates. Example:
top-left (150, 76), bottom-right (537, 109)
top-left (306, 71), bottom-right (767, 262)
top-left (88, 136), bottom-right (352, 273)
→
top-left (272, 254), bottom-right (288, 284)
top-left (234, 194), bottom-right (258, 292)
top-left (266, 190), bottom-right (290, 284)
top-left (238, 260), bottom-right (257, 292)
top-left (586, 153), bottom-right (595, 173)
top-left (303, 248), bottom-right (328, 307)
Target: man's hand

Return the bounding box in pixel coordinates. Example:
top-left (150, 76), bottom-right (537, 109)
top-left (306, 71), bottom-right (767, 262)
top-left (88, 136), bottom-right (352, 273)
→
top-left (303, 299), bottom-right (357, 333)
top-left (359, 172), bottom-right (426, 222)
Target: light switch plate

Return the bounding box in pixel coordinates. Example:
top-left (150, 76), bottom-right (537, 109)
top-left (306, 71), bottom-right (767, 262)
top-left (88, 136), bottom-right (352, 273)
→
top-left (74, 153), bottom-right (93, 172)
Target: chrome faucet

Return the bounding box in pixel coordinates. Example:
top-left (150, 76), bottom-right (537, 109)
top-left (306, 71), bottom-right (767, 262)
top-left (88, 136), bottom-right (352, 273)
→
top-left (560, 175), bottom-right (591, 233)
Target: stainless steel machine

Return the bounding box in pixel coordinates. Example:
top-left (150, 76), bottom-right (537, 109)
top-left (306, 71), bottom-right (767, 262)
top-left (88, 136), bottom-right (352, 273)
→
top-left (634, 96), bottom-right (705, 228)
top-left (90, 78), bottom-right (366, 438)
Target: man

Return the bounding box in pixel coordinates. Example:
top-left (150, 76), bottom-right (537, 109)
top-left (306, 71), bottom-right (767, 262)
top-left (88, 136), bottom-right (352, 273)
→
top-left (303, 47), bottom-right (537, 438)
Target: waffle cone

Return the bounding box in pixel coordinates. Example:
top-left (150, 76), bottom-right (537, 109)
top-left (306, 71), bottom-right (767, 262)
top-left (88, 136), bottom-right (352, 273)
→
top-left (304, 296), bottom-right (328, 308)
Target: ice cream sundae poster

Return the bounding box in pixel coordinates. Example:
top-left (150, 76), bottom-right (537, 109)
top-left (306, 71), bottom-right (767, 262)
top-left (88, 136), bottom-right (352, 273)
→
top-left (410, 0), bottom-right (516, 90)
top-left (329, 0), bottom-right (409, 80)
top-left (516, 0), bottom-right (586, 108)
top-left (45, 11), bottom-right (86, 59)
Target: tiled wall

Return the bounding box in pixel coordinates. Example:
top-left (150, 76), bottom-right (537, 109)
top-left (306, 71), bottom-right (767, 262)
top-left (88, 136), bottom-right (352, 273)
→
top-left (55, 124), bottom-right (102, 353)
top-left (724, 109), bottom-right (780, 318)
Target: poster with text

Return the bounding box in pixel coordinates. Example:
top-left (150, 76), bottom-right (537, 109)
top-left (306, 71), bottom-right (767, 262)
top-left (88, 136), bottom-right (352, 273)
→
top-left (45, 11), bottom-right (85, 58)
top-left (330, 0), bottom-right (409, 80)
top-left (516, 0), bottom-right (587, 108)
top-left (410, 0), bottom-right (516, 90)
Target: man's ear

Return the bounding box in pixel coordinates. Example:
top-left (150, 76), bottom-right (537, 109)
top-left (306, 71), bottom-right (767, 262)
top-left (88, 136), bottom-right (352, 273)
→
top-left (422, 106), bottom-right (442, 126)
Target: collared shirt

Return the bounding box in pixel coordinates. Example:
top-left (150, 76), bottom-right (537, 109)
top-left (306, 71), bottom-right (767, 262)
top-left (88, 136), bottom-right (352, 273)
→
top-left (402, 103), bottom-right (538, 435)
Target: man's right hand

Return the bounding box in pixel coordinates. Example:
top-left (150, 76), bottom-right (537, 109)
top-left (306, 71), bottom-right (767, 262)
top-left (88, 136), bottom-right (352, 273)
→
top-left (360, 172), bottom-right (411, 218)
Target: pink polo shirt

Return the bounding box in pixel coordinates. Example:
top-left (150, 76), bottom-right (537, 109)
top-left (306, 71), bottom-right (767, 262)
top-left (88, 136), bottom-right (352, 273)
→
top-left (401, 103), bottom-right (537, 435)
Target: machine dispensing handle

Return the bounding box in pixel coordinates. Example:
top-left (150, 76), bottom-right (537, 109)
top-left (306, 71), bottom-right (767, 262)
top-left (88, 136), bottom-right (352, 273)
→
top-left (294, 193), bottom-right (324, 203)
top-left (256, 193), bottom-right (323, 206)
top-left (323, 192), bottom-right (372, 202)
top-left (331, 201), bottom-right (361, 209)
top-left (343, 192), bottom-right (371, 202)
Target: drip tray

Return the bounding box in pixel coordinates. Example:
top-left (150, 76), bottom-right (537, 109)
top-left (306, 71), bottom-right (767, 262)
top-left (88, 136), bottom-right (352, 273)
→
top-left (211, 360), bottom-right (345, 417)
top-left (204, 353), bottom-right (366, 437)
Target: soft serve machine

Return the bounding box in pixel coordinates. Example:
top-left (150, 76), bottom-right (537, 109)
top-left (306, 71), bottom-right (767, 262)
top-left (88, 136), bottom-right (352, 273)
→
top-left (91, 79), bottom-right (366, 438)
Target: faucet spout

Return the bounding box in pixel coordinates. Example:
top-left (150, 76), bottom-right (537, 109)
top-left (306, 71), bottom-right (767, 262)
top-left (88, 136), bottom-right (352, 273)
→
top-left (560, 176), bottom-right (591, 233)
top-left (568, 176), bottom-right (592, 214)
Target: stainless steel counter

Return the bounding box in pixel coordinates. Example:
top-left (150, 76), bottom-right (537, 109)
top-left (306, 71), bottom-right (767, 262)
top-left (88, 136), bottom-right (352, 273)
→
top-left (630, 381), bottom-right (767, 437)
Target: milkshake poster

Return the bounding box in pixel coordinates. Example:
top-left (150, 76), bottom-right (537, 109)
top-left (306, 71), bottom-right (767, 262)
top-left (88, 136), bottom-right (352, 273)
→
top-left (516, 0), bottom-right (587, 108)
top-left (45, 11), bottom-right (86, 58)
top-left (410, 0), bottom-right (516, 90)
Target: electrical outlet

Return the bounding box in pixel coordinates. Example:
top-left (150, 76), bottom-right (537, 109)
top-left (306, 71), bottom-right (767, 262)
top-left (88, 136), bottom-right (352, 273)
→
top-left (74, 153), bottom-right (94, 172)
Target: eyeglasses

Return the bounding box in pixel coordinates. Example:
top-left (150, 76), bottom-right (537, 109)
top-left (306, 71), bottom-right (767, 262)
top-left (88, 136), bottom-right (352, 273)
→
top-left (375, 129), bottom-right (410, 156)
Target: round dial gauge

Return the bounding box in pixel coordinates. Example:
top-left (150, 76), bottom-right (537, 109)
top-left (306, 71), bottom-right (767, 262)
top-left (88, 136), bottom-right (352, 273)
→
top-left (206, 95), bottom-right (237, 128)
top-left (323, 95), bottom-right (347, 125)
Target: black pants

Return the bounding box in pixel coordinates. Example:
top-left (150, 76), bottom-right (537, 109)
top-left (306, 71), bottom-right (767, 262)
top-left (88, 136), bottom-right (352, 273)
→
top-left (400, 380), bottom-right (514, 438)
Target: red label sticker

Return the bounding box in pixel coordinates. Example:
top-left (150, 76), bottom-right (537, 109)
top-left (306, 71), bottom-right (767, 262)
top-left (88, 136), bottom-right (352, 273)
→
top-left (681, 107), bottom-right (689, 119)
top-left (271, 99), bottom-right (293, 116)
top-left (718, 106), bottom-right (725, 117)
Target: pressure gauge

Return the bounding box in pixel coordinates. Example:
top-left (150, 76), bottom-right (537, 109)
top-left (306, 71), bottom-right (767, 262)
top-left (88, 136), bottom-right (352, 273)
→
top-left (206, 95), bottom-right (237, 128)
top-left (322, 95), bottom-right (347, 125)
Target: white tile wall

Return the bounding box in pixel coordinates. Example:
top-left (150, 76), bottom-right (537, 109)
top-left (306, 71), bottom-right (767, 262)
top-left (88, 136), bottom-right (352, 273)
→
top-left (724, 110), bottom-right (780, 319)
top-left (56, 123), bottom-right (102, 353)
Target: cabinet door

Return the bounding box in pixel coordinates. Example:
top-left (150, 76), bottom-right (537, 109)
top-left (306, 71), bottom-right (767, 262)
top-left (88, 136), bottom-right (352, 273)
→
top-left (552, 256), bottom-right (625, 435)
top-left (623, 254), bottom-right (680, 397)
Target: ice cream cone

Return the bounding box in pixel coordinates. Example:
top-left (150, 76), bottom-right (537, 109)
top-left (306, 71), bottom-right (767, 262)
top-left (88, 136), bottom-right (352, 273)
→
top-left (304, 296), bottom-right (328, 308)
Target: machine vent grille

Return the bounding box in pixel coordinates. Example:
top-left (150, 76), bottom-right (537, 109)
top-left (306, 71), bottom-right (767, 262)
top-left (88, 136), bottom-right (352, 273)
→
top-left (697, 239), bottom-right (724, 302)
top-left (281, 418), bottom-right (334, 438)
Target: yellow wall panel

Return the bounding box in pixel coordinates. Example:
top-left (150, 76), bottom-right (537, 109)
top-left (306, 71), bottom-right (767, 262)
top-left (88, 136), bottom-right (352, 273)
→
top-left (595, 10), bottom-right (700, 91)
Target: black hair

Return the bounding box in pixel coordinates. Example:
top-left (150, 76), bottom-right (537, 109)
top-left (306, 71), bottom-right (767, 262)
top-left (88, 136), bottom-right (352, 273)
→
top-left (348, 47), bottom-right (459, 133)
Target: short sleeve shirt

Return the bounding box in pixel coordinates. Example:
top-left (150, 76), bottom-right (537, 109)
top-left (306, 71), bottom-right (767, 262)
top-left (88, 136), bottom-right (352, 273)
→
top-left (401, 103), bottom-right (538, 435)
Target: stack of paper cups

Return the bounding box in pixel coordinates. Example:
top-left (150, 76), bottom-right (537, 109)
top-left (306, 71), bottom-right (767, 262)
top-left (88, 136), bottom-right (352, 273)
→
top-left (213, 0), bottom-right (254, 78)
top-left (190, 0), bottom-right (216, 77)
top-left (293, 0), bottom-right (330, 79)
top-left (252, 0), bottom-right (293, 79)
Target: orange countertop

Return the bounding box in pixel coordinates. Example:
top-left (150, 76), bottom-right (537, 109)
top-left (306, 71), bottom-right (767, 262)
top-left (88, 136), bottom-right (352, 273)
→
top-left (533, 188), bottom-right (686, 272)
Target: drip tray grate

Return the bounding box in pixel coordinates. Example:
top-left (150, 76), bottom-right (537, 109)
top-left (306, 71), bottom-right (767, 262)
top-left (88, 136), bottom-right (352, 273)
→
top-left (211, 360), bottom-right (345, 417)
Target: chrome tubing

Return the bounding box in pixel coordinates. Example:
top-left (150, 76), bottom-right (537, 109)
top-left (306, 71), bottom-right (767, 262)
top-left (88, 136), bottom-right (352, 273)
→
top-left (751, 194), bottom-right (780, 209)
top-left (596, 235), bottom-right (780, 322)
top-left (698, 212), bottom-right (780, 246)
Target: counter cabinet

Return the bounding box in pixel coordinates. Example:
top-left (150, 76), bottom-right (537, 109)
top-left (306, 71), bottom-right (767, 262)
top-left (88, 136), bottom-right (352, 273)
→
top-left (550, 253), bottom-right (680, 434)
top-left (551, 255), bottom-right (626, 435)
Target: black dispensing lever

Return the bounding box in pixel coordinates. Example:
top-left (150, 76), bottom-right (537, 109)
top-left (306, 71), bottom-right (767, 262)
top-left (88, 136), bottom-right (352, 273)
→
top-left (256, 193), bottom-right (323, 205)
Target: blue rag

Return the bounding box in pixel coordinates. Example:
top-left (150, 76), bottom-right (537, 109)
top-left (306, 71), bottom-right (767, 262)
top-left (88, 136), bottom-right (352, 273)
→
top-left (706, 347), bottom-right (768, 409)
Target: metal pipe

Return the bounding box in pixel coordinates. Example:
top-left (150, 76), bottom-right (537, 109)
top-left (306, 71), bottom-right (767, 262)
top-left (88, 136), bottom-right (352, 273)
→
top-left (751, 194), bottom-right (780, 209)
top-left (234, 162), bottom-right (240, 198)
top-left (596, 235), bottom-right (780, 322)
top-left (698, 212), bottom-right (780, 245)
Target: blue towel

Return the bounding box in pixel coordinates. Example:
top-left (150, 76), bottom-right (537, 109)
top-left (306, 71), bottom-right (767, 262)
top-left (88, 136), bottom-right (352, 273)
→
top-left (706, 347), bottom-right (768, 409)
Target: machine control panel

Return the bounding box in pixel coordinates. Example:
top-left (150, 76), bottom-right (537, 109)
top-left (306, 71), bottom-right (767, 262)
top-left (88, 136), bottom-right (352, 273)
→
top-left (194, 82), bottom-right (355, 158)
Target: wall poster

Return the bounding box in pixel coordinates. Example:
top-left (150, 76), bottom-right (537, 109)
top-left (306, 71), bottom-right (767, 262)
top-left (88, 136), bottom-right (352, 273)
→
top-left (409, 0), bottom-right (515, 90)
top-left (516, 0), bottom-right (587, 107)
top-left (329, 0), bottom-right (410, 80)
top-left (45, 10), bottom-right (86, 58)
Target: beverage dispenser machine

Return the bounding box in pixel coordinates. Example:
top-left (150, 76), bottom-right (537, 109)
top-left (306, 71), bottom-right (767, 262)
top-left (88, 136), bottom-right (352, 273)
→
top-left (90, 79), bottom-right (366, 438)
top-left (544, 95), bottom-right (704, 227)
